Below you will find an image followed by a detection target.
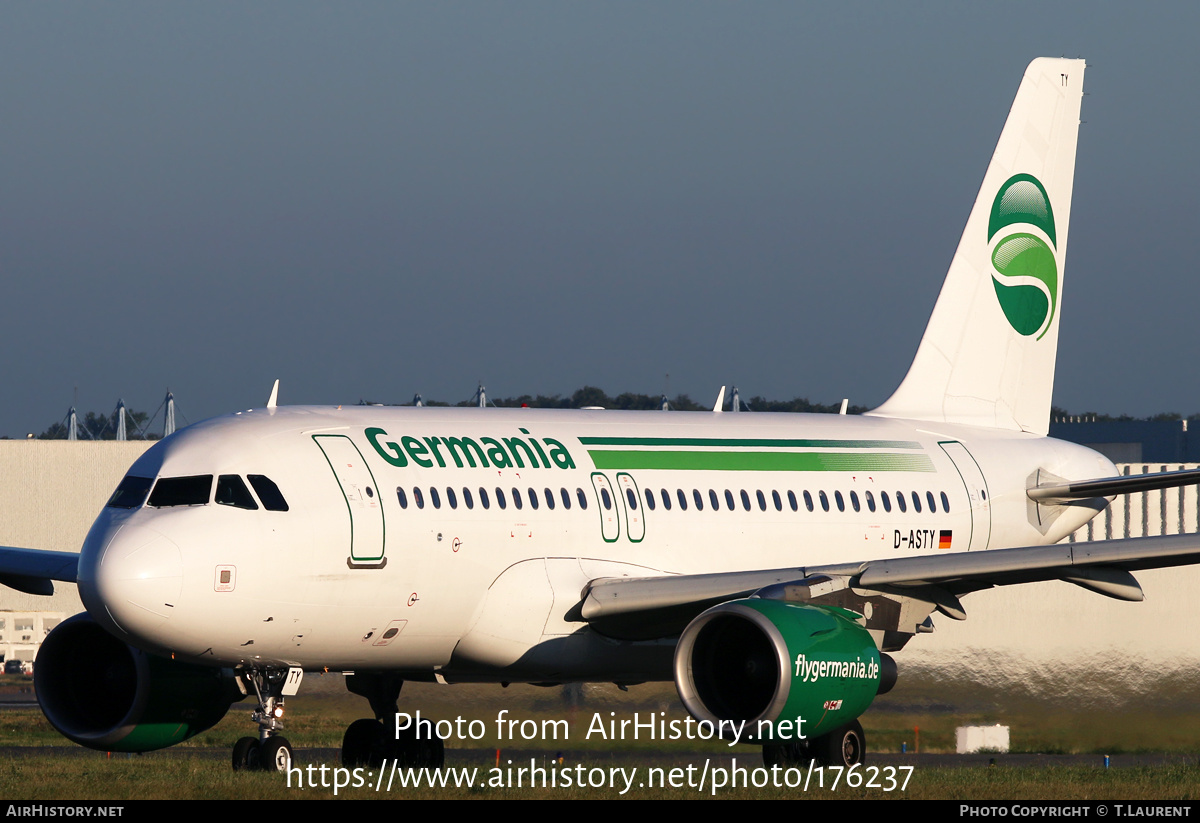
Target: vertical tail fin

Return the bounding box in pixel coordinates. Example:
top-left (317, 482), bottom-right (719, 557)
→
top-left (868, 58), bottom-right (1085, 436)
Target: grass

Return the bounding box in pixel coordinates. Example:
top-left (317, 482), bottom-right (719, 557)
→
top-left (5, 674), bottom-right (1200, 799)
top-left (3, 755), bottom-right (1200, 800)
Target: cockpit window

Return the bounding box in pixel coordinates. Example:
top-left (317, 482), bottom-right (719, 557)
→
top-left (148, 475), bottom-right (213, 507)
top-left (216, 475), bottom-right (259, 510)
top-left (248, 475), bottom-right (290, 512)
top-left (106, 475), bottom-right (153, 509)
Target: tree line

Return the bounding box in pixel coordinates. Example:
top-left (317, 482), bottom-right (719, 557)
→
top-left (32, 392), bottom-right (1199, 440)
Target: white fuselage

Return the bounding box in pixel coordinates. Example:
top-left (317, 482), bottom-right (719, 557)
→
top-left (76, 405), bottom-right (1114, 681)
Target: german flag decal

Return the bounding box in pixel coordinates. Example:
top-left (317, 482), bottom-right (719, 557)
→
top-left (939, 530), bottom-right (953, 549)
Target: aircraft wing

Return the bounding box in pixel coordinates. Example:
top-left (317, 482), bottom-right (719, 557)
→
top-left (580, 533), bottom-right (1200, 641)
top-left (0, 547), bottom-right (79, 596)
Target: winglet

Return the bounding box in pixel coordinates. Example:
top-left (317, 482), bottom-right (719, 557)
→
top-left (267, 379), bottom-right (279, 410)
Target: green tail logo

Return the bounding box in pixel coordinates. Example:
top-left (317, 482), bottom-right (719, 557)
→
top-left (988, 174), bottom-right (1058, 339)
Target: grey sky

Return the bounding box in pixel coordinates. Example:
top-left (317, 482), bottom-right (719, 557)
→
top-left (3, 3), bottom-right (1197, 437)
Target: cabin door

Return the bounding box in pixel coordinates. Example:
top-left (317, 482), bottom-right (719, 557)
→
top-left (939, 441), bottom-right (991, 551)
top-left (314, 434), bottom-right (387, 567)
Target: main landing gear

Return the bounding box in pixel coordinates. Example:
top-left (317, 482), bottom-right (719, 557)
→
top-left (232, 667), bottom-right (301, 772)
top-left (341, 673), bottom-right (445, 769)
top-left (761, 719), bottom-right (866, 769)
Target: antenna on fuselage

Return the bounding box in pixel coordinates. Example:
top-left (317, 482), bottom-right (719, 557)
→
top-left (413, 393), bottom-right (423, 407)
top-left (731, 386), bottom-right (740, 413)
top-left (839, 398), bottom-right (849, 415)
top-left (712, 386), bottom-right (726, 413)
top-left (267, 379), bottom-right (279, 410)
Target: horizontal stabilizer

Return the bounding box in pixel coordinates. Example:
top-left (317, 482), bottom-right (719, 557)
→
top-left (1028, 467), bottom-right (1200, 502)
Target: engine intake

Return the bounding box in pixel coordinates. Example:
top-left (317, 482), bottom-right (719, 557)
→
top-left (674, 599), bottom-right (889, 741)
top-left (35, 613), bottom-right (242, 752)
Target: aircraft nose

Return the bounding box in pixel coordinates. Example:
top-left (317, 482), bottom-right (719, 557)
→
top-left (78, 523), bottom-right (183, 643)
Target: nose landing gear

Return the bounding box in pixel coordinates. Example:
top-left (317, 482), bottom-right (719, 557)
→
top-left (232, 667), bottom-right (302, 772)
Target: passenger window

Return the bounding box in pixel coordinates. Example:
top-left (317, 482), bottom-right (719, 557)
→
top-left (479, 487), bottom-right (490, 509)
top-left (740, 490), bottom-right (751, 511)
top-left (819, 491), bottom-right (830, 512)
top-left (512, 488), bottom-right (523, 510)
top-left (397, 487), bottom-right (408, 509)
top-left (896, 492), bottom-right (907, 513)
top-left (661, 489), bottom-right (672, 510)
top-left (788, 490), bottom-right (798, 512)
top-left (600, 488), bottom-right (612, 510)
top-left (911, 491), bottom-right (922, 513)
top-left (149, 475), bottom-right (213, 508)
top-left (756, 490), bottom-right (767, 511)
top-left (772, 490), bottom-right (782, 511)
top-left (693, 489), bottom-right (704, 511)
top-left (430, 487), bottom-right (442, 509)
top-left (563, 488), bottom-right (573, 509)
top-left (724, 490), bottom-right (735, 510)
top-left (850, 491), bottom-right (860, 512)
top-left (446, 487), bottom-right (458, 509)
top-left (576, 488), bottom-right (588, 510)
top-left (865, 491), bottom-right (876, 513)
top-left (643, 489), bottom-right (654, 511)
top-left (882, 491), bottom-right (892, 513)
top-left (926, 491), bottom-right (936, 512)
top-left (627, 488), bottom-right (638, 510)
top-left (834, 491), bottom-right (845, 512)
top-left (527, 488), bottom-right (538, 510)
top-left (677, 489), bottom-right (688, 511)
top-left (414, 487), bottom-right (425, 509)
top-left (248, 476), bottom-right (290, 512)
top-left (463, 487), bottom-right (474, 510)
top-left (804, 490), bottom-right (814, 512)
top-left (496, 488), bottom-right (507, 509)
top-left (106, 475), bottom-right (153, 509)
top-left (941, 491), bottom-right (950, 512)
top-left (216, 475), bottom-right (258, 510)
top-left (709, 489), bottom-right (719, 510)
top-left (544, 488), bottom-right (555, 510)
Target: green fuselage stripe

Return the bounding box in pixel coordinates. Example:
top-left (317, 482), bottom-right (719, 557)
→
top-left (579, 437), bottom-right (921, 449)
top-left (586, 450), bottom-right (935, 472)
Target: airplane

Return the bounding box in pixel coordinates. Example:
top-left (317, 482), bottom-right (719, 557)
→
top-left (6, 56), bottom-right (1200, 775)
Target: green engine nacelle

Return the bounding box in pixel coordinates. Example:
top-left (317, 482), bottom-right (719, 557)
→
top-left (34, 614), bottom-right (244, 752)
top-left (674, 599), bottom-right (887, 742)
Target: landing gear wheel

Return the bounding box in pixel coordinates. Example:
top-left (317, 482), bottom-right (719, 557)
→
top-left (260, 736), bottom-right (294, 772)
top-left (393, 722), bottom-right (421, 767)
top-left (234, 667), bottom-right (297, 773)
top-left (422, 734), bottom-right (445, 769)
top-left (410, 732), bottom-right (445, 768)
top-left (811, 720), bottom-right (865, 767)
top-left (762, 740), bottom-right (811, 768)
top-left (232, 736), bottom-right (260, 771)
top-left (343, 718), bottom-right (388, 768)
